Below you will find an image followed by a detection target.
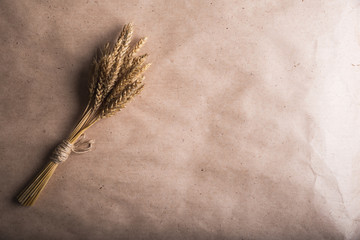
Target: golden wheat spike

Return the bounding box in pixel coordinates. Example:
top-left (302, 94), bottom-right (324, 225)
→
top-left (104, 23), bottom-right (134, 94)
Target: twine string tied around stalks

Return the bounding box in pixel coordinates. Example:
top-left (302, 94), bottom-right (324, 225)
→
top-left (50, 134), bottom-right (95, 164)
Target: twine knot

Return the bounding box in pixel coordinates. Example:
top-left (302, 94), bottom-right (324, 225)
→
top-left (50, 134), bottom-right (95, 164)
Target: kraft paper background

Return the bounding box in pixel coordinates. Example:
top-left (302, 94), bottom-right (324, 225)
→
top-left (1, 0), bottom-right (360, 239)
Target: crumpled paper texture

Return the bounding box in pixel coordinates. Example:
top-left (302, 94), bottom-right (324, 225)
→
top-left (0, 0), bottom-right (360, 239)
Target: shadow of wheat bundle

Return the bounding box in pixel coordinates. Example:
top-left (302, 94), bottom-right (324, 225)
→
top-left (17, 23), bottom-right (150, 206)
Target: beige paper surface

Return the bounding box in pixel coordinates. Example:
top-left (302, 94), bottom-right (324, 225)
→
top-left (1, 0), bottom-right (360, 239)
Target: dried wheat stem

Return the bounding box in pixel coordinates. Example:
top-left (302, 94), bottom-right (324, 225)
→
top-left (17, 162), bottom-right (58, 206)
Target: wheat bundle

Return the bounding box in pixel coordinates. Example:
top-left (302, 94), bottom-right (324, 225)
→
top-left (17, 23), bottom-right (150, 206)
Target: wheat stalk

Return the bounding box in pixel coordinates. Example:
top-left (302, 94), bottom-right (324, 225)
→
top-left (17, 23), bottom-right (150, 206)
